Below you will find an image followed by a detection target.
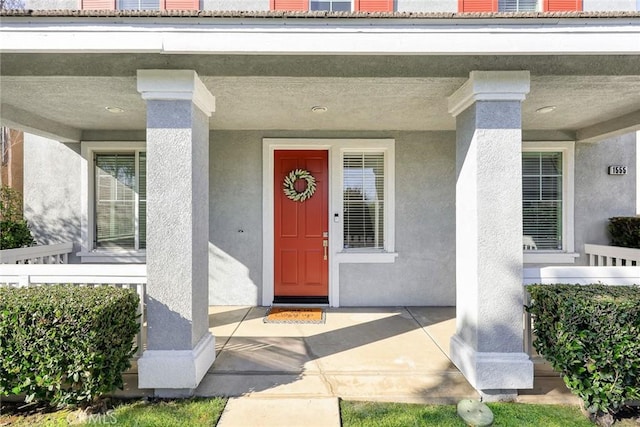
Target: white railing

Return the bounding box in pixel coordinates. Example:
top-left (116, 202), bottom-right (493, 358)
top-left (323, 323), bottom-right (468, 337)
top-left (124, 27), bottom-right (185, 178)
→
top-left (0, 264), bottom-right (147, 357)
top-left (0, 242), bottom-right (74, 264)
top-left (523, 266), bottom-right (640, 356)
top-left (584, 243), bottom-right (640, 266)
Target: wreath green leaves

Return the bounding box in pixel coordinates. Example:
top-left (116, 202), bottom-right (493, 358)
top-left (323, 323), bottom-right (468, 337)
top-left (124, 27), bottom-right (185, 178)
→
top-left (283, 169), bottom-right (317, 202)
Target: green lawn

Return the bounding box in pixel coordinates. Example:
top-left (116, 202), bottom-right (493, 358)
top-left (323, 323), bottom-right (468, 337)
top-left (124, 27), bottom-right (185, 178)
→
top-left (340, 400), bottom-right (595, 427)
top-left (0, 398), bottom-right (227, 427)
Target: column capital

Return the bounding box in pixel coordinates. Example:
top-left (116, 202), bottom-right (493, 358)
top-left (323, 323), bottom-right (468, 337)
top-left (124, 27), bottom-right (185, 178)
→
top-left (448, 71), bottom-right (530, 117)
top-left (137, 69), bottom-right (215, 117)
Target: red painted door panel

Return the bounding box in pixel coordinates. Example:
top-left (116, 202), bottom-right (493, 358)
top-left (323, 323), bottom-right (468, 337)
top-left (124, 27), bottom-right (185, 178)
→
top-left (274, 150), bottom-right (328, 298)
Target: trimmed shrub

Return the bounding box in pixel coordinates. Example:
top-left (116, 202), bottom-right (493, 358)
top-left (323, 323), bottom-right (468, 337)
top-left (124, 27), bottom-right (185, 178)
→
top-left (609, 216), bottom-right (640, 249)
top-left (0, 285), bottom-right (139, 407)
top-left (0, 219), bottom-right (35, 249)
top-left (0, 186), bottom-right (35, 249)
top-left (526, 284), bottom-right (640, 418)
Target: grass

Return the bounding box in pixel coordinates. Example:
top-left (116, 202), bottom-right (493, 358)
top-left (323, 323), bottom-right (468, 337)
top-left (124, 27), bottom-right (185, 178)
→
top-left (0, 397), bottom-right (227, 427)
top-left (340, 400), bottom-right (596, 427)
top-left (3, 398), bottom-right (638, 426)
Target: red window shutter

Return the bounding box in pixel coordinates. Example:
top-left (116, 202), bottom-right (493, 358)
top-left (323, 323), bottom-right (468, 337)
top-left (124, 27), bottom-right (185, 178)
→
top-left (81, 0), bottom-right (116, 9)
top-left (355, 0), bottom-right (394, 12)
top-left (162, 0), bottom-right (200, 10)
top-left (543, 0), bottom-right (582, 11)
top-left (270, 0), bottom-right (309, 10)
top-left (458, 0), bottom-right (497, 12)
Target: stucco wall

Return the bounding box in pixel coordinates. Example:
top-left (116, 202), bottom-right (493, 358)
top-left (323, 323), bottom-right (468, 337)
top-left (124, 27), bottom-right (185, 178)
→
top-left (582, 0), bottom-right (637, 11)
top-left (340, 131), bottom-right (456, 306)
top-left (396, 0), bottom-right (456, 12)
top-left (23, 134), bottom-right (82, 263)
top-left (203, 0), bottom-right (269, 10)
top-left (209, 131), bottom-right (263, 305)
top-left (24, 0), bottom-right (78, 9)
top-left (573, 133), bottom-right (637, 265)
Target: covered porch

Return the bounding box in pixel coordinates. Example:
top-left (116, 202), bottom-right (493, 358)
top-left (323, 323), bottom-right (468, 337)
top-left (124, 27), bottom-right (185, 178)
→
top-left (1, 9), bottom-right (640, 400)
top-left (117, 305), bottom-right (578, 405)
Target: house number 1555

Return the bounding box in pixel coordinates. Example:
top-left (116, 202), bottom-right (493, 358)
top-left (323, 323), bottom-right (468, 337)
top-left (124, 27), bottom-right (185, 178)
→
top-left (608, 166), bottom-right (627, 175)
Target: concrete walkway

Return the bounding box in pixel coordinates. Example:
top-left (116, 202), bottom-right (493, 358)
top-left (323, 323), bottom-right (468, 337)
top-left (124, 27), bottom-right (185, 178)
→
top-left (118, 306), bottom-right (578, 426)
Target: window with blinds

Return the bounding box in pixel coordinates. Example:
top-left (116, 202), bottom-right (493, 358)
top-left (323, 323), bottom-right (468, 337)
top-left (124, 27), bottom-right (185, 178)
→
top-left (95, 152), bottom-right (146, 250)
top-left (310, 0), bottom-right (351, 11)
top-left (117, 0), bottom-right (160, 9)
top-left (343, 153), bottom-right (385, 250)
top-left (498, 0), bottom-right (538, 11)
top-left (522, 151), bottom-right (563, 250)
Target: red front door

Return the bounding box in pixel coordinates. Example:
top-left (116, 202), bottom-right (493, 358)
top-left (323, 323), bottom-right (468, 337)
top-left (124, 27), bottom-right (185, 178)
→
top-left (274, 150), bottom-right (329, 301)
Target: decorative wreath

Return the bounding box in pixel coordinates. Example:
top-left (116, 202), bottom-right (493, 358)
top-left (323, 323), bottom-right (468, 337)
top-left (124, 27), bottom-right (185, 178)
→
top-left (283, 169), bottom-right (317, 202)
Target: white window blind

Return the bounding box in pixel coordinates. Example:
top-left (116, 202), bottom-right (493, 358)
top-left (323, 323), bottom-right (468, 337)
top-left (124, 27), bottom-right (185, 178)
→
top-left (498, 0), bottom-right (538, 11)
top-left (95, 153), bottom-right (146, 250)
top-left (343, 153), bottom-right (385, 250)
top-left (118, 0), bottom-right (160, 10)
top-left (522, 151), bottom-right (563, 250)
top-left (310, 0), bottom-right (351, 11)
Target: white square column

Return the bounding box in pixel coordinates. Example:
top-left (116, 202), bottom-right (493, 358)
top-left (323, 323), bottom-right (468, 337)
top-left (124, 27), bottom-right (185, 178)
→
top-left (136, 70), bottom-right (216, 397)
top-left (448, 71), bottom-right (533, 401)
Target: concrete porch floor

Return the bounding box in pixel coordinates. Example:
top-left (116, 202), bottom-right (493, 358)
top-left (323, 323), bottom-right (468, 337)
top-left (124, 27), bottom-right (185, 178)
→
top-left (118, 306), bottom-right (578, 406)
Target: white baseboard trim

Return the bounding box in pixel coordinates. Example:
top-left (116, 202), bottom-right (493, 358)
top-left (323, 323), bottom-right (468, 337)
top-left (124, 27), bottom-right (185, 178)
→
top-left (450, 334), bottom-right (533, 390)
top-left (138, 332), bottom-right (215, 390)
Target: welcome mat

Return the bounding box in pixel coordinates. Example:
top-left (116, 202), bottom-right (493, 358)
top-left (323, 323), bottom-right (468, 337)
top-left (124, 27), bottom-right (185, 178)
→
top-left (264, 307), bottom-right (326, 324)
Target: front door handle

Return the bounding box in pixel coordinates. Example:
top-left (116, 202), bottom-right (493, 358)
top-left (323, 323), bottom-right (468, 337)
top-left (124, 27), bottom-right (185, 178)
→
top-left (323, 239), bottom-right (328, 260)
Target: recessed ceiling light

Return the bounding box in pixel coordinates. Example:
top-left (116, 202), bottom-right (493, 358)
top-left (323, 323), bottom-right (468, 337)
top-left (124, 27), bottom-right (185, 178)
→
top-left (105, 106), bottom-right (125, 113)
top-left (536, 106), bottom-right (556, 114)
top-left (311, 106), bottom-right (328, 113)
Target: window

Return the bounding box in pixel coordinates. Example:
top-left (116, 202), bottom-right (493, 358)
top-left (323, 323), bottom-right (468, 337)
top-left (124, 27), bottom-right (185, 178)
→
top-left (80, 141), bottom-right (147, 262)
top-left (498, 0), bottom-right (537, 11)
top-left (311, 0), bottom-right (351, 11)
top-left (522, 142), bottom-right (576, 263)
top-left (271, 0), bottom-right (393, 11)
top-left (95, 152), bottom-right (146, 250)
top-left (522, 151), bottom-right (562, 250)
top-left (343, 153), bottom-right (385, 250)
top-left (118, 0), bottom-right (160, 9)
top-left (458, 0), bottom-right (582, 12)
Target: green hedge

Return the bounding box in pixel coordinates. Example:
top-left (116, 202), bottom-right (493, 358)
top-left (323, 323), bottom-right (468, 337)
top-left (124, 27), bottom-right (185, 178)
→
top-left (0, 186), bottom-right (35, 250)
top-left (0, 285), bottom-right (139, 407)
top-left (526, 284), bottom-right (640, 417)
top-left (609, 216), bottom-right (640, 249)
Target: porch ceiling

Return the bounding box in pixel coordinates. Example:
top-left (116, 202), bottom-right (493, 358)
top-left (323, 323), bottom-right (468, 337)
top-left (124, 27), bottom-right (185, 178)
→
top-left (1, 54), bottom-right (639, 141)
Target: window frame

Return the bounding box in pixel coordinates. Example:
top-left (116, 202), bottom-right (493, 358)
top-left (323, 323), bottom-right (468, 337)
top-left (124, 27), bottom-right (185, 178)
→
top-left (80, 141), bottom-right (146, 263)
top-left (522, 141), bottom-right (577, 264)
top-left (338, 147), bottom-right (393, 258)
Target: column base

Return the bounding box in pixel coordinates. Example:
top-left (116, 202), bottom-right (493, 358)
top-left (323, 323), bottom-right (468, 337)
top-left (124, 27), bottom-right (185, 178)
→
top-left (138, 332), bottom-right (215, 392)
top-left (450, 334), bottom-right (533, 391)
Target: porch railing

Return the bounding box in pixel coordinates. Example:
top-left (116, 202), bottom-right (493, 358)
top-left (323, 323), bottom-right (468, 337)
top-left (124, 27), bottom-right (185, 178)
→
top-left (0, 242), bottom-right (74, 264)
top-left (523, 266), bottom-right (640, 356)
top-left (584, 243), bottom-right (640, 266)
top-left (0, 264), bottom-right (147, 357)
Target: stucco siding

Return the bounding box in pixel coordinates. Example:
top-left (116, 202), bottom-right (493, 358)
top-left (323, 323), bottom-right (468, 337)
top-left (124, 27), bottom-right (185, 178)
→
top-left (582, 0), bottom-right (637, 11)
top-left (396, 0), bottom-right (456, 12)
top-left (573, 133), bottom-right (637, 265)
top-left (23, 134), bottom-right (82, 263)
top-left (24, 0), bottom-right (78, 9)
top-left (209, 131), bottom-right (262, 305)
top-left (202, 0), bottom-right (270, 10)
top-left (340, 132), bottom-right (457, 306)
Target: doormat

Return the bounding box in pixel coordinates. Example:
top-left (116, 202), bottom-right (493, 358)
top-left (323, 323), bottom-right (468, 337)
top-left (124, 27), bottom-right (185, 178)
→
top-left (264, 307), bottom-right (326, 324)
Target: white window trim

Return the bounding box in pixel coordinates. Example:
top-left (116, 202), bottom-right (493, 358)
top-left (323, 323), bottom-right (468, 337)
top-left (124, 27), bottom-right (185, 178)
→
top-left (262, 138), bottom-right (397, 308)
top-left (79, 141), bottom-right (146, 263)
top-left (522, 141), bottom-right (578, 264)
